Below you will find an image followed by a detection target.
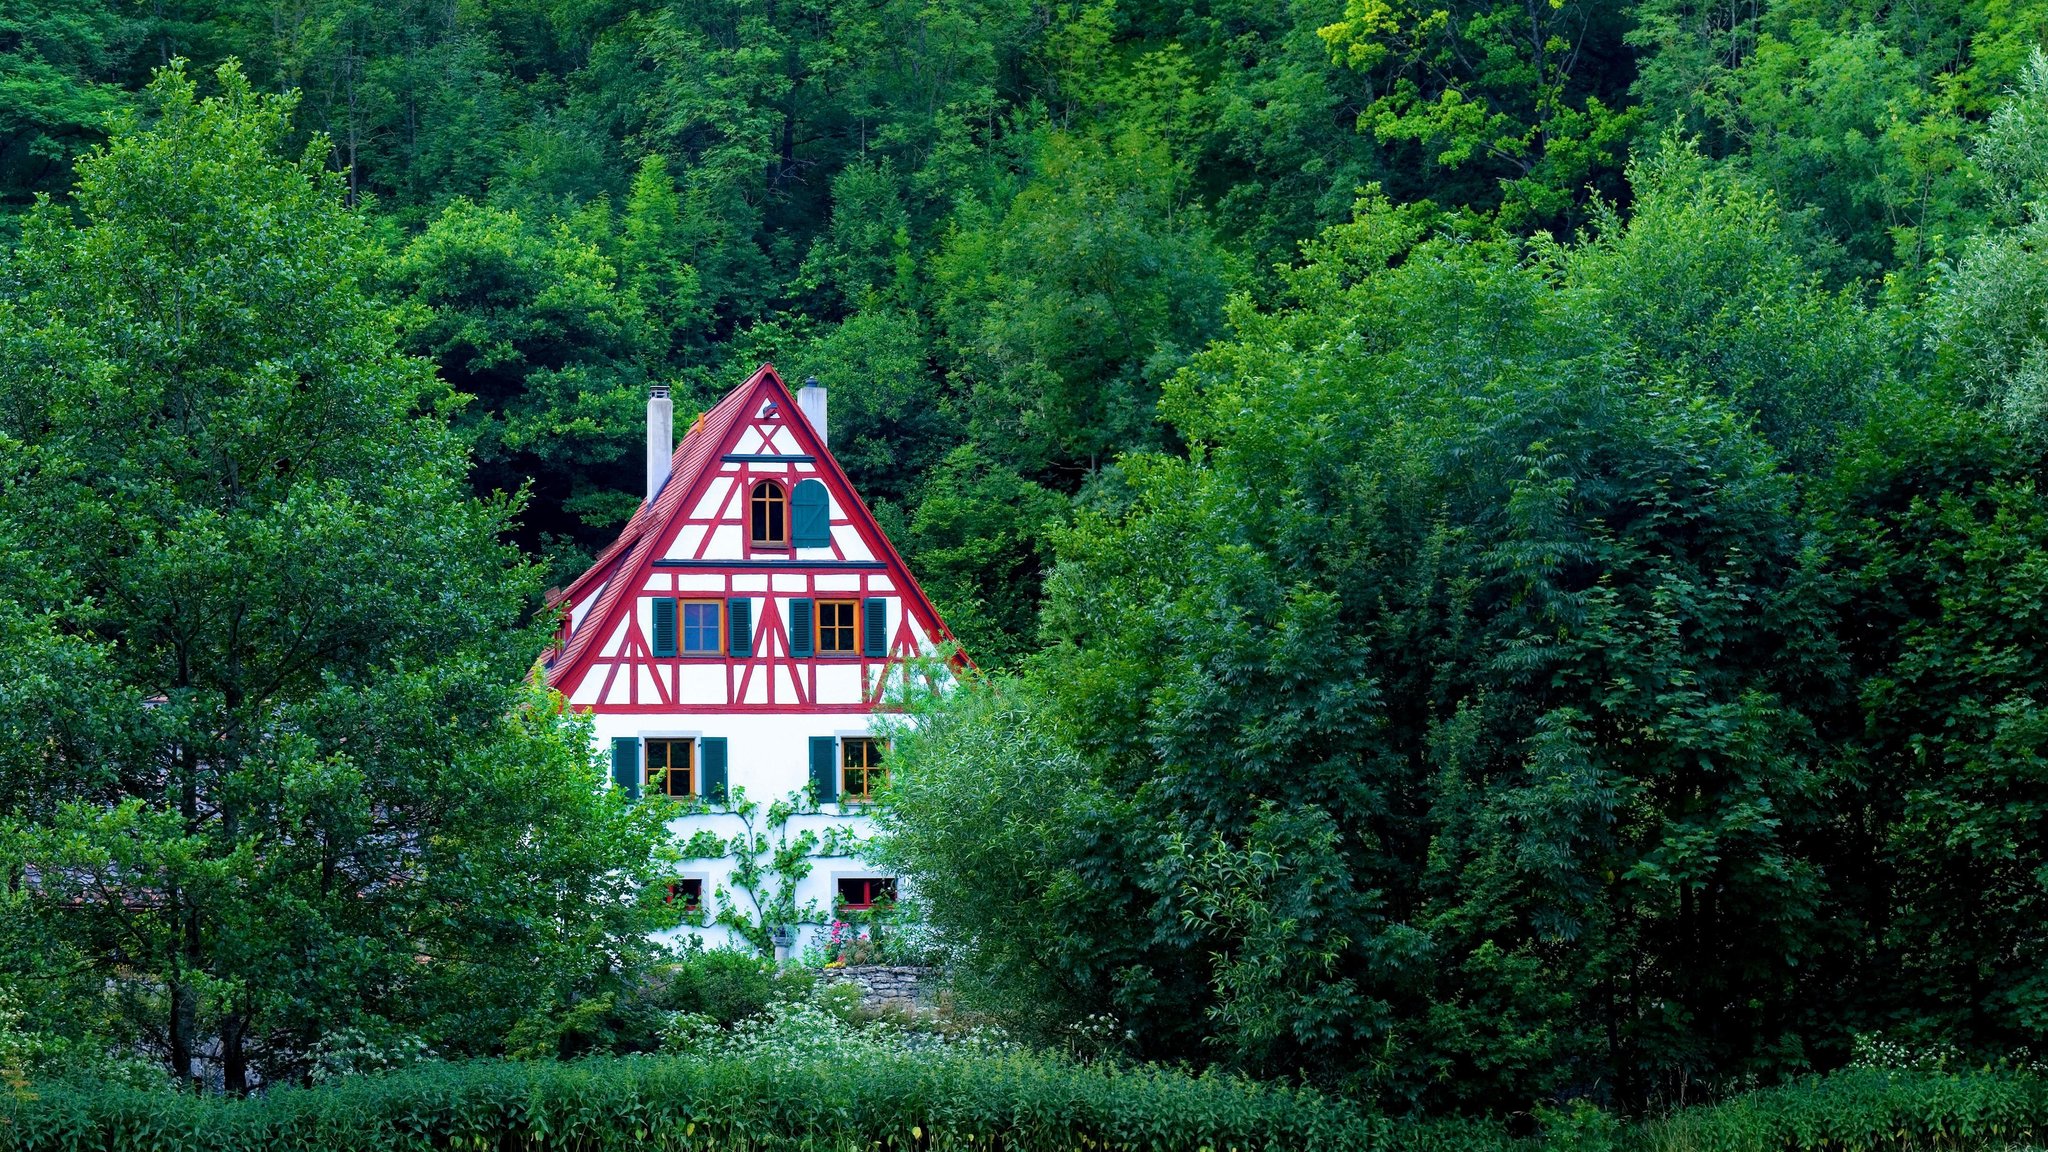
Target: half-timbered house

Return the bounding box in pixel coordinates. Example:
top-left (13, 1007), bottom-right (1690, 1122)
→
top-left (543, 364), bottom-right (958, 953)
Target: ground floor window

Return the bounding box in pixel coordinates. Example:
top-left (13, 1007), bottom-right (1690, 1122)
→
top-left (836, 876), bottom-right (897, 911)
top-left (666, 877), bottom-right (704, 911)
top-left (646, 738), bottom-right (694, 797)
top-left (841, 736), bottom-right (885, 800)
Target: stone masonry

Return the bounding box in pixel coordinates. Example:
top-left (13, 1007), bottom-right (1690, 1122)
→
top-left (817, 965), bottom-right (939, 1012)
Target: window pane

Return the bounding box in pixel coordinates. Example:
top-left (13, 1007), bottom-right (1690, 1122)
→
top-left (646, 739), bottom-right (694, 797)
top-left (750, 481), bottom-right (786, 544)
top-left (836, 877), bottom-right (897, 909)
top-left (682, 602), bottom-right (721, 653)
top-left (819, 601), bottom-right (856, 653)
top-left (841, 737), bottom-right (885, 799)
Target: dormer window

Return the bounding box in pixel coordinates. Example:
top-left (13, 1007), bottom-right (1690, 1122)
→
top-left (750, 480), bottom-right (787, 546)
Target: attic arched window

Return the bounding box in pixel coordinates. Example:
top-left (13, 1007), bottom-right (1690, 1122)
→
top-left (750, 480), bottom-right (787, 546)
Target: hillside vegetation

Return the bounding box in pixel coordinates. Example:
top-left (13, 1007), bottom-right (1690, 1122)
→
top-left (4, 0), bottom-right (2048, 1125)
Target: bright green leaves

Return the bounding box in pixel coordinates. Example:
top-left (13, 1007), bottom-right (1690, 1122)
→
top-left (1627, 0), bottom-right (2004, 277)
top-left (0, 0), bottom-right (138, 224)
top-left (929, 130), bottom-right (1239, 480)
top-left (1932, 51), bottom-right (2048, 438)
top-left (0, 62), bottom-right (674, 1090)
top-left (392, 196), bottom-right (651, 553)
top-left (1319, 0), bottom-right (1643, 230)
top-left (1562, 141), bottom-right (1894, 466)
top-left (887, 223), bottom-right (1838, 1109)
top-left (1820, 394), bottom-right (2048, 1044)
top-left (882, 447), bottom-right (1068, 670)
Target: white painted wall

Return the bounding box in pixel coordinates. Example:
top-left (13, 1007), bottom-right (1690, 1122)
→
top-left (587, 710), bottom-right (898, 955)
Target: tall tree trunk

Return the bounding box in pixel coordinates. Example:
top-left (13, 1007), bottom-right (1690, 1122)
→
top-left (222, 1009), bottom-right (247, 1095)
top-left (167, 967), bottom-right (196, 1088)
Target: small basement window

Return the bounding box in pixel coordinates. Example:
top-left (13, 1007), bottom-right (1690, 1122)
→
top-left (836, 877), bottom-right (897, 911)
top-left (749, 480), bottom-right (787, 546)
top-left (817, 599), bottom-right (858, 654)
top-left (666, 878), bottom-right (704, 911)
top-left (841, 736), bottom-right (886, 800)
top-left (681, 601), bottom-right (723, 654)
top-left (646, 738), bottom-right (695, 798)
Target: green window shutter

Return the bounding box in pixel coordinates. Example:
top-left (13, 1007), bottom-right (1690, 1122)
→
top-left (728, 597), bottom-right (753, 657)
top-left (791, 479), bottom-right (831, 547)
top-left (699, 737), bottom-right (728, 802)
top-left (789, 598), bottom-right (814, 657)
top-left (651, 597), bottom-right (678, 657)
top-left (610, 738), bottom-right (640, 801)
top-left (809, 736), bottom-right (838, 802)
top-left (862, 597), bottom-right (888, 657)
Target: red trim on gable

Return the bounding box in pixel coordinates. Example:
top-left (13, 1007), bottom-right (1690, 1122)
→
top-left (544, 378), bottom-right (758, 688)
top-left (546, 365), bottom-right (968, 705)
top-left (756, 370), bottom-right (959, 662)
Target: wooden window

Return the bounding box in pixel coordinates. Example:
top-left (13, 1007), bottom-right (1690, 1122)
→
top-left (836, 876), bottom-right (897, 911)
top-left (749, 480), bottom-right (787, 546)
top-left (841, 736), bottom-right (886, 800)
top-left (680, 601), bottom-right (723, 654)
top-left (666, 878), bottom-right (704, 911)
top-left (817, 599), bottom-right (857, 654)
top-left (645, 739), bottom-right (694, 798)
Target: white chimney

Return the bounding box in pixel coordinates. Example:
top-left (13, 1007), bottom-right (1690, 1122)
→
top-left (646, 384), bottom-right (673, 502)
top-left (797, 377), bottom-right (828, 447)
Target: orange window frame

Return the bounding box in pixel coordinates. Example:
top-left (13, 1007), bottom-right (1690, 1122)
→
top-left (679, 600), bottom-right (724, 655)
top-left (841, 736), bottom-right (886, 800)
top-left (817, 599), bottom-right (858, 654)
top-left (646, 739), bottom-right (695, 798)
top-left (749, 480), bottom-right (788, 546)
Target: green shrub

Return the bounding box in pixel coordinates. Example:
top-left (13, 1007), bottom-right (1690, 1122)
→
top-left (4, 1058), bottom-right (2044, 1152)
top-left (1634, 1068), bottom-right (2048, 1152)
top-left (656, 949), bottom-right (815, 1027)
top-left (0, 1051), bottom-right (1388, 1152)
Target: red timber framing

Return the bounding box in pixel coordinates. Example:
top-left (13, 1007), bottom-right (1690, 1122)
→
top-left (542, 364), bottom-right (962, 714)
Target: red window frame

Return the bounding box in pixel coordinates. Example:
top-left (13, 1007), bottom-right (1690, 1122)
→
top-left (836, 876), bottom-right (897, 911)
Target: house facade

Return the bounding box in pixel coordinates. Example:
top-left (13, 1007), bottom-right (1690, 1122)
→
top-left (542, 364), bottom-right (957, 955)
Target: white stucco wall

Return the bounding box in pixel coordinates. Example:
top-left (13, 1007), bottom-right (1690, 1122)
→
top-left (587, 710), bottom-right (899, 955)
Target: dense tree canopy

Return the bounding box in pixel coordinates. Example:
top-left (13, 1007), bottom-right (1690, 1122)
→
top-left (3, 0), bottom-right (2048, 1118)
top-left (0, 65), bottom-right (675, 1091)
top-left (7, 0), bottom-right (2022, 659)
top-left (881, 70), bottom-right (2048, 1114)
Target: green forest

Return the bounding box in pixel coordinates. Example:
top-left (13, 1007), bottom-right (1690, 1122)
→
top-left (8, 0), bottom-right (2048, 1143)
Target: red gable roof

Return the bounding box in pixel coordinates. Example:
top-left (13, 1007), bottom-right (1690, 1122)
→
top-left (543, 364), bottom-right (961, 697)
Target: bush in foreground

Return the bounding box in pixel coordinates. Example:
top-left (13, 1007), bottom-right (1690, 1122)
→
top-left (5, 1050), bottom-right (2048, 1152)
top-left (2, 1050), bottom-right (1380, 1152)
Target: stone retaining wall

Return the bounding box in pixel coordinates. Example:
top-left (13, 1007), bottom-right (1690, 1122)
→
top-left (817, 965), bottom-right (939, 1012)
